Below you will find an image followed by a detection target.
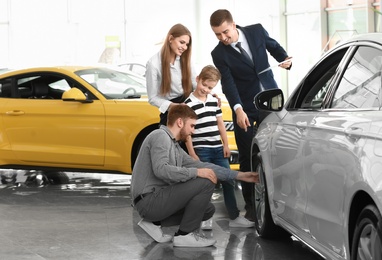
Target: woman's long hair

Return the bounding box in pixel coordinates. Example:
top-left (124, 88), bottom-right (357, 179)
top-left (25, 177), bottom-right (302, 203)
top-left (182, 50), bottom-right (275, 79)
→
top-left (160, 24), bottom-right (193, 97)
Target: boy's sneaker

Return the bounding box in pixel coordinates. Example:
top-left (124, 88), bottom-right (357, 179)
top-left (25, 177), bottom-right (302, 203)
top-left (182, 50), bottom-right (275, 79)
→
top-left (229, 215), bottom-right (255, 228)
top-left (138, 219), bottom-right (172, 243)
top-left (173, 232), bottom-right (216, 247)
top-left (200, 218), bottom-right (213, 230)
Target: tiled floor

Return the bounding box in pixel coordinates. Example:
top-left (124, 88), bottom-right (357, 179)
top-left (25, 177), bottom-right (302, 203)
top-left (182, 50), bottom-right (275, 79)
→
top-left (0, 171), bottom-right (323, 260)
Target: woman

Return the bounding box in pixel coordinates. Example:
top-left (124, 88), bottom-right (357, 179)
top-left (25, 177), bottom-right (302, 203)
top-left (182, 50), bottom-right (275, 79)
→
top-left (146, 23), bottom-right (197, 125)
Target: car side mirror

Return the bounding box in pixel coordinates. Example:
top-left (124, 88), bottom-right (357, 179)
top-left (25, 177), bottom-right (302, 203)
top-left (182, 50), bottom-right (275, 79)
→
top-left (62, 87), bottom-right (93, 103)
top-left (254, 89), bottom-right (284, 111)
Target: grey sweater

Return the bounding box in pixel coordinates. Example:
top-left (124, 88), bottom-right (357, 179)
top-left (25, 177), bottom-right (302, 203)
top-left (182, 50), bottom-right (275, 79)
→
top-left (131, 125), bottom-right (239, 199)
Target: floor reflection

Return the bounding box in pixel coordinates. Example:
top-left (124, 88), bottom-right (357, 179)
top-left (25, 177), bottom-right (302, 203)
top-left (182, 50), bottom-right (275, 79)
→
top-left (0, 169), bottom-right (131, 189)
top-left (0, 170), bottom-right (323, 260)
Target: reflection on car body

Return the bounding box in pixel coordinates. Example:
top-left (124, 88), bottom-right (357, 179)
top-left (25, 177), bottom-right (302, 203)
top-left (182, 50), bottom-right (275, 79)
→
top-left (251, 33), bottom-right (382, 260)
top-left (0, 65), bottom-right (238, 176)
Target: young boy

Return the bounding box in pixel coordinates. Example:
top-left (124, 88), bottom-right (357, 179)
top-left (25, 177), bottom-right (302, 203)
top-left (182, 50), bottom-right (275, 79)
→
top-left (184, 65), bottom-right (254, 229)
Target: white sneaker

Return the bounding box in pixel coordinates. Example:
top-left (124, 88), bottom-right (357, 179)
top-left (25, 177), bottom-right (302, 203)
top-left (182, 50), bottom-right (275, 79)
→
top-left (200, 218), bottom-right (213, 230)
top-left (229, 215), bottom-right (255, 228)
top-left (138, 219), bottom-right (172, 243)
top-left (173, 232), bottom-right (216, 247)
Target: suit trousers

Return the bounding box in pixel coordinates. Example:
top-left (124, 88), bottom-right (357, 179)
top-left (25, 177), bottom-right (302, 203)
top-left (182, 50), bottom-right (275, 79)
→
top-left (232, 112), bottom-right (258, 215)
top-left (134, 178), bottom-right (215, 233)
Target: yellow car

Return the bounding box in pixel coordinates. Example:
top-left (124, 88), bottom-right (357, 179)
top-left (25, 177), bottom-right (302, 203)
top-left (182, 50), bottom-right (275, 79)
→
top-left (0, 66), bottom-right (238, 175)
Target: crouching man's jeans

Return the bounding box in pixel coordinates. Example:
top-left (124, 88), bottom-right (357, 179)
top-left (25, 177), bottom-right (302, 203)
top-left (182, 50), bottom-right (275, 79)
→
top-left (194, 146), bottom-right (240, 220)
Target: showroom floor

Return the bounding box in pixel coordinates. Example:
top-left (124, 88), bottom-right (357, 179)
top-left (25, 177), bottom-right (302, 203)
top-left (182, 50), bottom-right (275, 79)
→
top-left (0, 171), bottom-right (323, 260)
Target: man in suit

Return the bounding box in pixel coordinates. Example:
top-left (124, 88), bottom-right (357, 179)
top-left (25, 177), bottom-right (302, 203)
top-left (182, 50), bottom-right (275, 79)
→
top-left (210, 9), bottom-right (292, 220)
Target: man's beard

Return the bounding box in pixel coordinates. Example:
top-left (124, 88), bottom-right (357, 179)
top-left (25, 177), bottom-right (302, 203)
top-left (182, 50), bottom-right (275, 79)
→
top-left (179, 127), bottom-right (189, 142)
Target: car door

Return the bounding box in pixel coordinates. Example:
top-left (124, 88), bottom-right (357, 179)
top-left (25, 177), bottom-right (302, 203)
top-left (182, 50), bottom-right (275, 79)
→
top-left (1, 74), bottom-right (106, 166)
top-left (304, 44), bottom-right (381, 258)
top-left (271, 46), bottom-right (351, 236)
top-left (269, 110), bottom-right (313, 231)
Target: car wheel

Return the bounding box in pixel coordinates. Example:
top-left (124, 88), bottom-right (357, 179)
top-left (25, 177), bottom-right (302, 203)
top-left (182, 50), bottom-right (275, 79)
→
top-left (351, 204), bottom-right (382, 260)
top-left (25, 171), bottom-right (49, 187)
top-left (45, 171), bottom-right (70, 184)
top-left (253, 153), bottom-right (290, 239)
top-left (0, 171), bottom-right (17, 184)
top-left (132, 139), bottom-right (143, 170)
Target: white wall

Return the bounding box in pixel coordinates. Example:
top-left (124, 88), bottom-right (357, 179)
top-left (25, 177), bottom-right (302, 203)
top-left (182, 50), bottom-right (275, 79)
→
top-left (3, 0), bottom-right (319, 95)
top-left (0, 0), bottom-right (283, 69)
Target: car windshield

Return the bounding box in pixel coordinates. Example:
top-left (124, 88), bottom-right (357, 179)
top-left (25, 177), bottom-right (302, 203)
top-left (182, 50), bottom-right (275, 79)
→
top-left (75, 68), bottom-right (147, 99)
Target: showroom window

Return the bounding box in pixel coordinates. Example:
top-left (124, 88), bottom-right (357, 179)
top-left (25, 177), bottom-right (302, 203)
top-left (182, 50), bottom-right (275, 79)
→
top-left (0, 0), bottom-right (9, 67)
top-left (285, 0), bottom-right (322, 96)
top-left (325, 0), bottom-right (380, 50)
top-left (373, 0), bottom-right (381, 31)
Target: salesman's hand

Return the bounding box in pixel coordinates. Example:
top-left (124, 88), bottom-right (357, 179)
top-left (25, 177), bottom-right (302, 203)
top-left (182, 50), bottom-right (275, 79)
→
top-left (236, 171), bottom-right (259, 183)
top-left (236, 108), bottom-right (251, 132)
top-left (279, 56), bottom-right (292, 70)
top-left (197, 168), bottom-right (218, 184)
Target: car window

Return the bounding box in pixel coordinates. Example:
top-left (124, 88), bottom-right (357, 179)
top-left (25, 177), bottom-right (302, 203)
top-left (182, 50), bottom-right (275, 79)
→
top-left (0, 79), bottom-right (12, 97)
top-left (300, 67), bottom-right (336, 109)
top-left (288, 47), bottom-right (349, 109)
top-left (75, 68), bottom-right (147, 99)
top-left (50, 79), bottom-right (71, 91)
top-left (331, 46), bottom-right (382, 109)
top-left (0, 74), bottom-right (84, 100)
top-left (16, 75), bottom-right (69, 99)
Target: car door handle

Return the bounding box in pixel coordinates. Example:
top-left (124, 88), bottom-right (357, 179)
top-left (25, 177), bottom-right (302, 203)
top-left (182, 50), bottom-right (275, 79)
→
top-left (5, 110), bottom-right (25, 116)
top-left (296, 121), bottom-right (308, 127)
top-left (345, 127), bottom-right (362, 141)
top-left (295, 121), bottom-right (308, 135)
top-left (345, 126), bottom-right (362, 134)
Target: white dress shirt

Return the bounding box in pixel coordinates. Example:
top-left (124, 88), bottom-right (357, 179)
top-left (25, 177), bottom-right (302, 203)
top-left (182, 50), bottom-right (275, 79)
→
top-left (230, 28), bottom-right (253, 112)
top-left (146, 51), bottom-right (197, 113)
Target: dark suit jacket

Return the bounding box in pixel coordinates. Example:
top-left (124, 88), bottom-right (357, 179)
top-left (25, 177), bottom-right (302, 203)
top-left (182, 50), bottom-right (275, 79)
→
top-left (211, 24), bottom-right (288, 117)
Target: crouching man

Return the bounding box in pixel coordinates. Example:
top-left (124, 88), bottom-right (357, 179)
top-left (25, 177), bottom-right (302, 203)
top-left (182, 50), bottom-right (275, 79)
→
top-left (131, 104), bottom-right (259, 247)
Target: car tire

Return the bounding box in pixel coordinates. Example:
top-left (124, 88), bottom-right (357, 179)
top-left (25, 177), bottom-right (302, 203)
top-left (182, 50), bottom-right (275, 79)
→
top-left (132, 139), bottom-right (143, 170)
top-left (44, 171), bottom-right (70, 185)
top-left (350, 204), bottom-right (382, 260)
top-left (253, 153), bottom-right (290, 239)
top-left (1, 175), bottom-right (16, 184)
top-left (25, 171), bottom-right (49, 187)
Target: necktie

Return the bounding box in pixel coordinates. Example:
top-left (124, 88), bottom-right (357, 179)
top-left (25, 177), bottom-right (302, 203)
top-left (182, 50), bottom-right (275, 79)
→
top-left (236, 42), bottom-right (253, 66)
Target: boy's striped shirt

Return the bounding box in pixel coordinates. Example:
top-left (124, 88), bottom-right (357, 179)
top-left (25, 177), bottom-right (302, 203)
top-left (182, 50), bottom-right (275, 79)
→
top-left (185, 93), bottom-right (223, 148)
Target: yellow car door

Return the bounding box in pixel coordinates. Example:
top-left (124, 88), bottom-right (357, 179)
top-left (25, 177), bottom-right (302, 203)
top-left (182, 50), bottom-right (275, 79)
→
top-left (2, 97), bottom-right (105, 166)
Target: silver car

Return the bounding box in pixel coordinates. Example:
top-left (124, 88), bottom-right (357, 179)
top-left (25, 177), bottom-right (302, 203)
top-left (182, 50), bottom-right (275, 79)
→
top-left (251, 33), bottom-right (382, 260)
